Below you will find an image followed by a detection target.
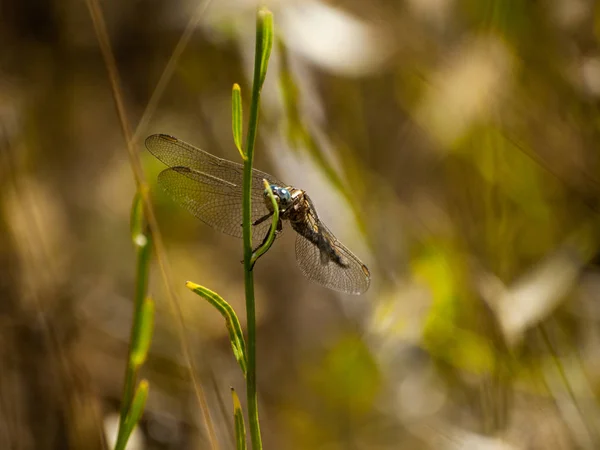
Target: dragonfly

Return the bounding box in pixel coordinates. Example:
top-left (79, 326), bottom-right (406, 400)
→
top-left (146, 134), bottom-right (371, 295)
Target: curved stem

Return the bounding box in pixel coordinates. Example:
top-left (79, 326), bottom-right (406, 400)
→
top-left (250, 180), bottom-right (280, 267)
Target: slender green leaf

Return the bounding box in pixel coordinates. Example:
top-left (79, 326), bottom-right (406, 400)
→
top-left (115, 380), bottom-right (149, 450)
top-left (127, 380), bottom-right (149, 427)
top-left (130, 297), bottom-right (155, 367)
top-left (257, 9), bottom-right (274, 89)
top-left (186, 282), bottom-right (247, 377)
top-left (130, 191), bottom-right (148, 248)
top-left (232, 84), bottom-right (245, 159)
top-left (277, 38), bottom-right (302, 149)
top-left (250, 180), bottom-right (279, 267)
top-left (231, 388), bottom-right (247, 450)
top-left (276, 39), bottom-right (368, 238)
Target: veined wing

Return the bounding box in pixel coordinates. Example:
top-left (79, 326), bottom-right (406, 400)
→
top-left (146, 134), bottom-right (286, 245)
top-left (294, 197), bottom-right (370, 295)
top-left (145, 134), bottom-right (285, 191)
top-left (158, 167), bottom-right (279, 245)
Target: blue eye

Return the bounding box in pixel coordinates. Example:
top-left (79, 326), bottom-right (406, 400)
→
top-left (278, 188), bottom-right (291, 203)
top-left (266, 185), bottom-right (292, 206)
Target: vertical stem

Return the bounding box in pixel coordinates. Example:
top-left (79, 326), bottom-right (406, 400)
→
top-left (242, 273), bottom-right (260, 450)
top-left (242, 9), bottom-right (272, 450)
top-left (118, 207), bottom-right (151, 435)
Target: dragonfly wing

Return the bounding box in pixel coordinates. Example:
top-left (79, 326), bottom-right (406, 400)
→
top-left (146, 134), bottom-right (285, 189)
top-left (158, 166), bottom-right (280, 245)
top-left (294, 220), bottom-right (371, 295)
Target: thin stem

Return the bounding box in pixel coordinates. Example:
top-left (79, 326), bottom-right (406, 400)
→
top-left (115, 195), bottom-right (151, 449)
top-left (85, 1), bottom-right (220, 447)
top-left (242, 8), bottom-right (273, 450)
top-left (250, 181), bottom-right (280, 267)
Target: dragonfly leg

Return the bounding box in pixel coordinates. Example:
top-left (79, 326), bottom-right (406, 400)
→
top-left (240, 212), bottom-right (273, 230)
top-left (252, 218), bottom-right (283, 253)
top-left (247, 218), bottom-right (283, 269)
top-left (241, 219), bottom-right (283, 266)
top-left (252, 212), bottom-right (273, 227)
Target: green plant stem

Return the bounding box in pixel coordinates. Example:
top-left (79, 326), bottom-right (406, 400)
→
top-left (242, 272), bottom-right (260, 449)
top-left (118, 226), bottom-right (151, 434)
top-left (242, 91), bottom-right (262, 449)
top-left (250, 181), bottom-right (280, 267)
top-left (242, 9), bottom-right (272, 450)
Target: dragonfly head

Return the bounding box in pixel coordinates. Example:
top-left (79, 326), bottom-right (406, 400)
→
top-left (265, 184), bottom-right (293, 210)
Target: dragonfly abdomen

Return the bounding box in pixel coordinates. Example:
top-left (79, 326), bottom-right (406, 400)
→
top-left (290, 220), bottom-right (348, 268)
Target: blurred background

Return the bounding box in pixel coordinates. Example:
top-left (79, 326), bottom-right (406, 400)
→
top-left (2, 0), bottom-right (600, 449)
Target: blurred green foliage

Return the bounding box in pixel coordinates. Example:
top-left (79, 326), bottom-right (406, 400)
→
top-left (2, 0), bottom-right (600, 448)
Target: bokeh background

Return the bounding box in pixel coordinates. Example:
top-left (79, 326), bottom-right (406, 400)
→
top-left (2, 0), bottom-right (600, 449)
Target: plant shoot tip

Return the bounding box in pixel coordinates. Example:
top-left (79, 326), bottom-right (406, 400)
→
top-left (185, 281), bottom-right (199, 289)
top-left (258, 7), bottom-right (272, 17)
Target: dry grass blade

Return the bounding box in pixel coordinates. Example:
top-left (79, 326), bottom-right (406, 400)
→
top-left (84, 0), bottom-right (220, 448)
top-left (131, 0), bottom-right (213, 143)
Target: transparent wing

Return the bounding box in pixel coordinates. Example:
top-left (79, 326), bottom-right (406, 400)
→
top-left (156, 167), bottom-right (279, 246)
top-left (294, 216), bottom-right (371, 295)
top-left (146, 134), bottom-right (287, 245)
top-left (145, 134), bottom-right (285, 190)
